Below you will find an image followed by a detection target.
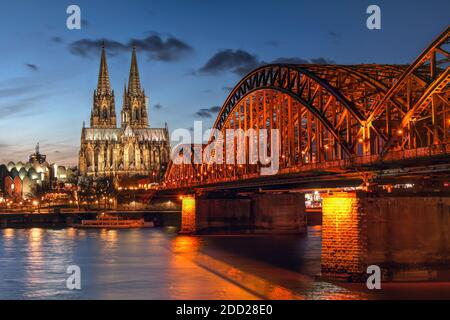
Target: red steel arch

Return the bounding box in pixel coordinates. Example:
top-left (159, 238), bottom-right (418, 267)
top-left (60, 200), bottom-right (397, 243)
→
top-left (164, 27), bottom-right (450, 189)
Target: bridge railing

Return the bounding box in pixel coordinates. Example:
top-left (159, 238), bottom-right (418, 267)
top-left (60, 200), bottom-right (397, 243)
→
top-left (163, 142), bottom-right (450, 189)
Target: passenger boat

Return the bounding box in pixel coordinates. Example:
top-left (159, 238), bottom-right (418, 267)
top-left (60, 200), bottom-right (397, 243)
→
top-left (74, 213), bottom-right (154, 229)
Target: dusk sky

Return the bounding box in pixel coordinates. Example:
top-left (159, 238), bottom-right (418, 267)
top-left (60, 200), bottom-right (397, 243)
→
top-left (0, 0), bottom-right (449, 165)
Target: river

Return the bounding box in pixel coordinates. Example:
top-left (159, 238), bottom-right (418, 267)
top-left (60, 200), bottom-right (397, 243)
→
top-left (0, 226), bottom-right (448, 299)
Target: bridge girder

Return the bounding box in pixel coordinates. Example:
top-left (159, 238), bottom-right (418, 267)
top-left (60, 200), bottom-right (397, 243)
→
top-left (164, 27), bottom-right (450, 189)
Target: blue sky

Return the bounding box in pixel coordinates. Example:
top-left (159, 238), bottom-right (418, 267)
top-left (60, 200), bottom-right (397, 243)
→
top-left (0, 0), bottom-right (448, 165)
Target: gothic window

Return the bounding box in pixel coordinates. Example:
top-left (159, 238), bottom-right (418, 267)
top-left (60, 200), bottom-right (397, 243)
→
top-left (86, 146), bottom-right (94, 170)
top-left (94, 147), bottom-right (100, 172)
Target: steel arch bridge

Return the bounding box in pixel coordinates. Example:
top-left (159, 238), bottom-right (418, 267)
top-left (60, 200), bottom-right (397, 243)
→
top-left (164, 27), bottom-right (450, 190)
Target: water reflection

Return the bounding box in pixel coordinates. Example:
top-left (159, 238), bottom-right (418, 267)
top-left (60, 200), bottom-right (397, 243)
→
top-left (0, 227), bottom-right (372, 300)
top-left (2, 229), bottom-right (14, 254)
top-left (171, 236), bottom-right (201, 255)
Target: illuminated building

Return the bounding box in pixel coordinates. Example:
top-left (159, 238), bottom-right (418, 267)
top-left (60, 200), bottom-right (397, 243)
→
top-left (78, 45), bottom-right (170, 179)
top-left (0, 144), bottom-right (76, 199)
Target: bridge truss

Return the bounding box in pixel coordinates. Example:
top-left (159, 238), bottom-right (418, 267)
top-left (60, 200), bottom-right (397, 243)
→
top-left (164, 27), bottom-right (450, 189)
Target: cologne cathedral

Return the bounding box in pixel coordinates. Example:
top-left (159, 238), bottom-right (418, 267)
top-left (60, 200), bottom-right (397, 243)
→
top-left (78, 46), bottom-right (170, 180)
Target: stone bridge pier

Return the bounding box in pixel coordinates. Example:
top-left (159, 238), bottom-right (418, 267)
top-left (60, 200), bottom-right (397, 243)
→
top-left (180, 192), bottom-right (306, 234)
top-left (321, 191), bottom-right (450, 281)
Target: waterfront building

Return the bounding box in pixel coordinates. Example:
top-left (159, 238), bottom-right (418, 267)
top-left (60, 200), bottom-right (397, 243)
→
top-left (0, 144), bottom-right (76, 199)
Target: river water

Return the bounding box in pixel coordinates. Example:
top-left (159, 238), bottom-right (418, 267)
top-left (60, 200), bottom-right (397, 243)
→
top-left (0, 226), bottom-right (448, 300)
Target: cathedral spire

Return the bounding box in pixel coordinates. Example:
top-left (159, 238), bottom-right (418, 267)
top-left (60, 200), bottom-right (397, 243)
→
top-left (128, 46), bottom-right (142, 94)
top-left (90, 43), bottom-right (117, 128)
top-left (97, 43), bottom-right (111, 95)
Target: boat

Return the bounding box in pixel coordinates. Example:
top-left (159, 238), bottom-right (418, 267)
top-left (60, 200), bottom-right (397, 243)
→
top-left (73, 213), bottom-right (154, 229)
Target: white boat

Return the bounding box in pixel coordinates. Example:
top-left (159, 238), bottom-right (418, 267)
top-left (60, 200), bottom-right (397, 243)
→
top-left (74, 213), bottom-right (154, 229)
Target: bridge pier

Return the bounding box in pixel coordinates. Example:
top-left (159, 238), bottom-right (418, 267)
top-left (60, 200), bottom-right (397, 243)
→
top-left (180, 193), bottom-right (306, 234)
top-left (321, 191), bottom-right (450, 281)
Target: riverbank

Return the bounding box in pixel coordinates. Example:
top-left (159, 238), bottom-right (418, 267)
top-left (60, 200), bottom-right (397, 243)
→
top-left (0, 211), bottom-right (181, 228)
top-left (0, 210), bottom-right (321, 229)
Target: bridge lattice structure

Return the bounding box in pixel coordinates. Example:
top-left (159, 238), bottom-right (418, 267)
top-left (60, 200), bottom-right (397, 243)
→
top-left (164, 27), bottom-right (450, 189)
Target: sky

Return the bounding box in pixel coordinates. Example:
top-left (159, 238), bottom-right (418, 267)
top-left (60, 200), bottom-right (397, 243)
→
top-left (0, 0), bottom-right (448, 165)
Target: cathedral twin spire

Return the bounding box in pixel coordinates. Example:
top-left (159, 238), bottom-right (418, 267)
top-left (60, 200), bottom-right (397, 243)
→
top-left (90, 45), bottom-right (149, 129)
top-left (128, 47), bottom-right (142, 94)
top-left (97, 45), bottom-right (111, 95)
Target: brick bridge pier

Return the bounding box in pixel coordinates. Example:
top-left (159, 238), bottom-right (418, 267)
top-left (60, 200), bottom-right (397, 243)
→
top-left (180, 192), bottom-right (306, 234)
top-left (179, 190), bottom-right (450, 281)
top-left (321, 191), bottom-right (450, 281)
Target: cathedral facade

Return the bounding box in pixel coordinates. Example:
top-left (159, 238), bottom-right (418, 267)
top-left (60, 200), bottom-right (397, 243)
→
top-left (79, 46), bottom-right (170, 180)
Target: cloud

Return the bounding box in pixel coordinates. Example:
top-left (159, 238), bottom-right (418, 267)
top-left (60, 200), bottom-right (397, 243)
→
top-left (328, 31), bottom-right (340, 38)
top-left (265, 40), bottom-right (282, 47)
top-left (69, 33), bottom-right (193, 61)
top-left (198, 50), bottom-right (336, 76)
top-left (153, 103), bottom-right (163, 110)
top-left (0, 79), bottom-right (48, 119)
top-left (0, 142), bottom-right (79, 166)
top-left (222, 86), bottom-right (234, 92)
top-left (0, 83), bottom-right (40, 98)
top-left (194, 106), bottom-right (221, 118)
top-left (50, 36), bottom-right (63, 44)
top-left (209, 106), bottom-right (221, 112)
top-left (270, 57), bottom-right (310, 64)
top-left (310, 57), bottom-right (335, 64)
top-left (0, 94), bottom-right (46, 118)
top-left (25, 63), bottom-right (38, 71)
top-left (130, 34), bottom-right (193, 61)
top-left (199, 49), bottom-right (260, 76)
top-left (69, 38), bottom-right (127, 57)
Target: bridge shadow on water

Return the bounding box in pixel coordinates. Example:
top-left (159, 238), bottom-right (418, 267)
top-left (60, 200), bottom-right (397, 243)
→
top-left (196, 227), bottom-right (322, 277)
top-left (176, 226), bottom-right (373, 299)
